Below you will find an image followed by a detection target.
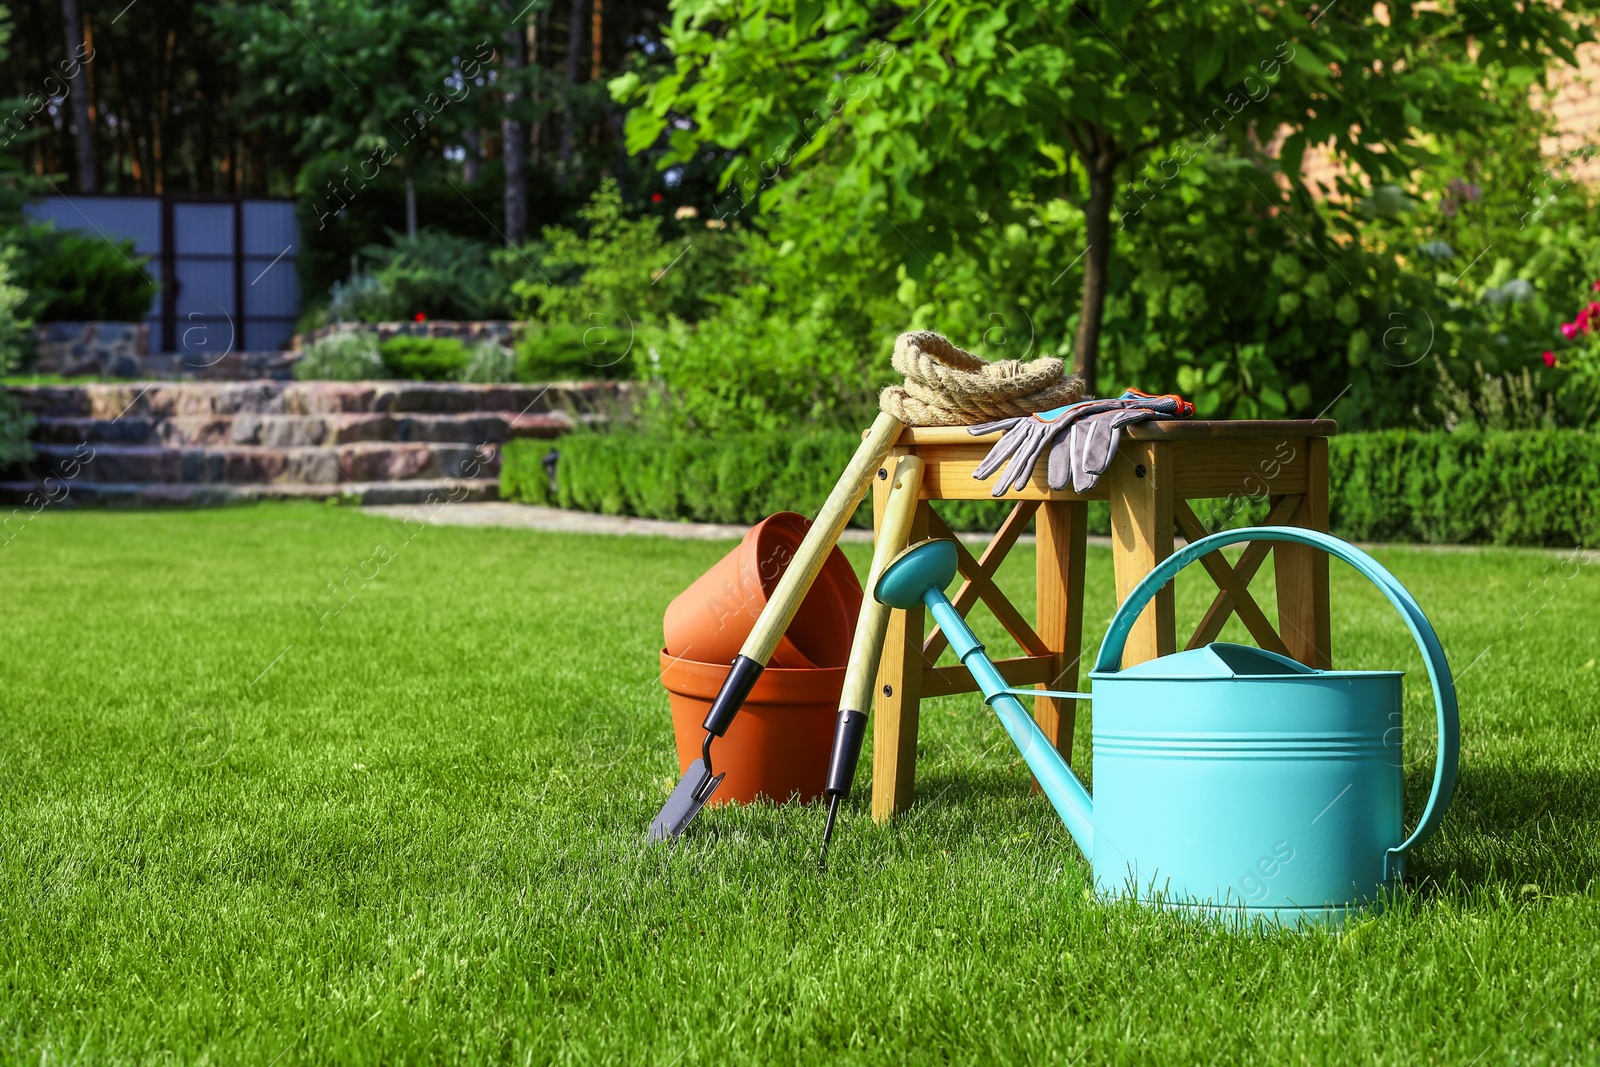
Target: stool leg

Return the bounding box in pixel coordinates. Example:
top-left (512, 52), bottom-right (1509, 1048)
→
top-left (1273, 436), bottom-right (1333, 669)
top-left (871, 469), bottom-right (928, 823)
top-left (1035, 500), bottom-right (1087, 764)
top-left (1108, 439), bottom-right (1175, 666)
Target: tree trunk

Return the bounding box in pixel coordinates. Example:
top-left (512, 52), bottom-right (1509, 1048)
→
top-left (110, 52), bottom-right (142, 188)
top-left (1072, 159), bottom-right (1117, 397)
top-left (501, 13), bottom-right (528, 245)
top-left (461, 128), bottom-right (481, 185)
top-left (405, 176), bottom-right (417, 238)
top-left (60, 0), bottom-right (95, 192)
top-left (530, 6), bottom-right (548, 168)
top-left (154, 28), bottom-right (176, 194)
top-left (558, 0), bottom-right (585, 175)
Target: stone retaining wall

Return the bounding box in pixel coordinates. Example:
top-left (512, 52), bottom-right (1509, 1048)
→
top-left (292, 320), bottom-right (518, 352)
top-left (28, 322), bottom-right (150, 377)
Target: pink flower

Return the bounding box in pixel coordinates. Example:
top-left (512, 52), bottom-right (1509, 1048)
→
top-left (1592, 279), bottom-right (1600, 292)
top-left (1561, 322), bottom-right (1579, 340)
top-left (1543, 350), bottom-right (1558, 367)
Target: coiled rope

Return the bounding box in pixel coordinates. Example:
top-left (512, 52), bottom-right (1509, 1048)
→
top-left (878, 330), bottom-right (1086, 426)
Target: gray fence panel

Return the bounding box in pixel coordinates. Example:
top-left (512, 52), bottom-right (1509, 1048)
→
top-left (171, 202), bottom-right (237, 358)
top-left (22, 194), bottom-right (299, 355)
top-left (26, 196), bottom-right (162, 255)
top-left (23, 197), bottom-right (162, 333)
top-left (174, 260), bottom-right (235, 318)
top-left (240, 200), bottom-right (299, 354)
top-left (242, 200), bottom-right (297, 257)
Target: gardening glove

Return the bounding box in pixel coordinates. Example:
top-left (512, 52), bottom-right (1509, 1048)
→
top-left (972, 398), bottom-right (1139, 496)
top-left (972, 391), bottom-right (1196, 496)
top-left (1051, 408), bottom-right (1166, 493)
top-left (970, 406), bottom-right (1076, 496)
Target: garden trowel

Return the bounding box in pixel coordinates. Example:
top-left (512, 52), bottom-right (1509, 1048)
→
top-left (646, 411), bottom-right (905, 843)
top-left (817, 454), bottom-right (925, 869)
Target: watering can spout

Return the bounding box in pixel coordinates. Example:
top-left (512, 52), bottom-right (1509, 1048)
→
top-left (1007, 711), bottom-right (1095, 857)
top-left (873, 539), bottom-right (1097, 860)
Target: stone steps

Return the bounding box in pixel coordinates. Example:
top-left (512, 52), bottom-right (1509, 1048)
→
top-left (25, 441), bottom-right (497, 484)
top-left (0, 478), bottom-right (498, 507)
top-left (139, 351), bottom-right (303, 381)
top-left (11, 380), bottom-right (616, 418)
top-left (2, 379), bottom-right (618, 507)
top-left (30, 410), bottom-right (574, 447)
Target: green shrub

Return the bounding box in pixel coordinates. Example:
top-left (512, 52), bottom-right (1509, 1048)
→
top-left (1328, 429), bottom-right (1599, 546)
top-left (0, 249), bottom-right (29, 376)
top-left (501, 430), bottom-right (1029, 533)
top-left (1534, 271), bottom-right (1600, 423)
top-left (293, 332), bottom-right (384, 381)
top-left (637, 292), bottom-right (884, 433)
top-left (368, 229), bottom-right (510, 321)
top-left (0, 392), bottom-right (31, 470)
top-left (13, 223), bottom-right (158, 322)
top-left (506, 180), bottom-right (670, 327)
top-left (0, 252), bottom-right (31, 468)
top-left (457, 341), bottom-right (517, 384)
top-left (499, 439), bottom-right (557, 505)
top-left (326, 229), bottom-right (511, 324)
top-left (504, 426), bottom-right (1599, 547)
top-left (326, 270), bottom-right (402, 325)
top-left (379, 336), bottom-right (468, 381)
top-left (516, 323), bottom-right (633, 382)
top-left (299, 333), bottom-right (516, 383)
top-left (496, 179), bottom-right (747, 390)
top-left (502, 177), bottom-right (741, 329)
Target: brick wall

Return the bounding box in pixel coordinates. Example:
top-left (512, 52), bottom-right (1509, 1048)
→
top-left (1292, 39), bottom-right (1600, 193)
top-left (1543, 40), bottom-right (1600, 183)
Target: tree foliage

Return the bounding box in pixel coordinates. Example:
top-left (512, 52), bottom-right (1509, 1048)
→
top-left (3, 0), bottom-right (298, 196)
top-left (216, 0), bottom-right (505, 201)
top-left (618, 0), bottom-right (1599, 394)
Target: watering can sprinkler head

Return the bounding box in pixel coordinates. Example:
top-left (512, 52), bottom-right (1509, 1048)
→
top-left (874, 539), bottom-right (960, 609)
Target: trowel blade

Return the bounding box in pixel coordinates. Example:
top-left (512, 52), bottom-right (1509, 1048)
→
top-left (645, 759), bottom-right (725, 843)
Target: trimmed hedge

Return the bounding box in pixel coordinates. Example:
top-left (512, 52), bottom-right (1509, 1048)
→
top-left (502, 427), bottom-right (1599, 546)
top-left (1329, 429), bottom-right (1599, 546)
top-left (501, 428), bottom-right (1040, 532)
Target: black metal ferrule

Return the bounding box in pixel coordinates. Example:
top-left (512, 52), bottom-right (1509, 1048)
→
top-left (824, 707), bottom-right (869, 799)
top-left (701, 654), bottom-right (765, 737)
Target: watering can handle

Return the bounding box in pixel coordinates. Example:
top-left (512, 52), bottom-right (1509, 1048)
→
top-left (1093, 526), bottom-right (1460, 867)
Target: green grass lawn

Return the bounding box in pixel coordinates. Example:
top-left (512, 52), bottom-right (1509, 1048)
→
top-left (2, 504), bottom-right (1597, 1064)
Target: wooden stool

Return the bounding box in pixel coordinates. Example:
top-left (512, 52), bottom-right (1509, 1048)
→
top-left (869, 419), bottom-right (1338, 822)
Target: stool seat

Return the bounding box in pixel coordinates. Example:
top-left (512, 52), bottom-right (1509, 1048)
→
top-left (869, 418), bottom-right (1335, 822)
top-left (894, 418), bottom-right (1338, 443)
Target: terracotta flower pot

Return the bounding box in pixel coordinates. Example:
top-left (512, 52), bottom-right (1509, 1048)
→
top-left (660, 650), bottom-right (842, 807)
top-left (662, 511), bottom-right (862, 670)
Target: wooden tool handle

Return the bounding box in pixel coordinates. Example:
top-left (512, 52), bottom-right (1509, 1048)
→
top-left (741, 410), bottom-right (905, 663)
top-left (839, 456), bottom-right (925, 713)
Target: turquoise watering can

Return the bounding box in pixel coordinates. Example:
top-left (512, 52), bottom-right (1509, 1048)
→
top-left (874, 526), bottom-right (1460, 928)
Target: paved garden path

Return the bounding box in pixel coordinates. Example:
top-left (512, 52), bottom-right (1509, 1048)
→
top-left (361, 501), bottom-right (1028, 543)
top-left (362, 501), bottom-right (1574, 554)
